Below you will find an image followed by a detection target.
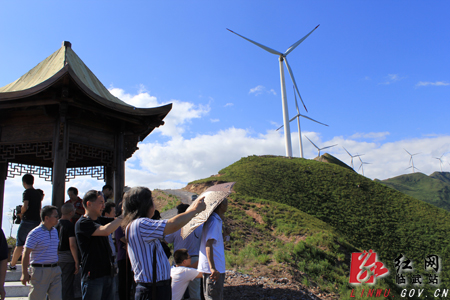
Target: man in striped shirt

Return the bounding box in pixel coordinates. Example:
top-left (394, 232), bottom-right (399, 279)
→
top-left (122, 187), bottom-right (206, 300)
top-left (20, 205), bottom-right (62, 300)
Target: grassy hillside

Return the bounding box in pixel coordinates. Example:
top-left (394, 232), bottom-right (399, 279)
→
top-left (184, 184), bottom-right (390, 299)
top-left (190, 155), bottom-right (450, 295)
top-left (381, 172), bottom-right (450, 211)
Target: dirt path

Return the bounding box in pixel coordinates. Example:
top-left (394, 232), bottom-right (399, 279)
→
top-left (159, 189), bottom-right (197, 219)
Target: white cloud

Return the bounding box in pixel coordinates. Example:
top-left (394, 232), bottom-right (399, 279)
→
top-left (249, 85), bottom-right (276, 96)
top-left (249, 85), bottom-right (264, 95)
top-left (416, 81), bottom-right (450, 87)
top-left (380, 74), bottom-right (404, 85)
top-left (109, 87), bottom-right (210, 138)
top-left (224, 103), bottom-right (234, 107)
top-left (210, 119), bottom-right (220, 123)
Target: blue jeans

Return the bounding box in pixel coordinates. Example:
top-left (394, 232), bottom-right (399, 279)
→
top-left (81, 276), bottom-right (113, 300)
top-left (16, 220), bottom-right (40, 246)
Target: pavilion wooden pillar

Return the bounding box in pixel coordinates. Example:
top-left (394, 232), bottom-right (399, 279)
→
top-left (52, 104), bottom-right (69, 208)
top-left (0, 162), bottom-right (7, 226)
top-left (114, 129), bottom-right (125, 207)
top-left (105, 166), bottom-right (114, 187)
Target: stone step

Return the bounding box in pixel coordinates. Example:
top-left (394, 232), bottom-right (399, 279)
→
top-left (6, 265), bottom-right (23, 282)
top-left (4, 281), bottom-right (30, 298)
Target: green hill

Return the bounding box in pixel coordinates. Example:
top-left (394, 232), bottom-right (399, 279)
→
top-left (190, 155), bottom-right (450, 297)
top-left (381, 172), bottom-right (450, 211)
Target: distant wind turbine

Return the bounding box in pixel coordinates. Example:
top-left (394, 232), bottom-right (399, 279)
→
top-left (435, 153), bottom-right (446, 172)
top-left (305, 136), bottom-right (337, 157)
top-left (358, 156), bottom-right (371, 176)
top-left (343, 147), bottom-right (363, 169)
top-left (227, 25), bottom-right (320, 157)
top-left (404, 149), bottom-right (420, 173)
top-left (276, 86), bottom-right (328, 158)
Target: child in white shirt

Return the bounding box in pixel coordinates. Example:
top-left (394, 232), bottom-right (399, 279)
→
top-left (171, 249), bottom-right (203, 300)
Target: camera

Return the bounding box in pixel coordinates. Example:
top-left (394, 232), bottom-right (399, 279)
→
top-left (13, 205), bottom-right (22, 225)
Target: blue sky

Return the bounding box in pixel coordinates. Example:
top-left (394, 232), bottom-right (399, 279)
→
top-left (1, 1), bottom-right (450, 234)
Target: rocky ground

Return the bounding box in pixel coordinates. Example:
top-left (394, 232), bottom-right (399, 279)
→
top-left (224, 270), bottom-right (334, 300)
top-left (155, 188), bottom-right (341, 300)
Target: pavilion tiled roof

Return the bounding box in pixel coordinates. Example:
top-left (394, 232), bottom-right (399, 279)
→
top-left (0, 41), bottom-right (171, 116)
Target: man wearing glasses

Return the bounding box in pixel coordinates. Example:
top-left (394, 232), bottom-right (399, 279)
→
top-left (20, 205), bottom-right (62, 299)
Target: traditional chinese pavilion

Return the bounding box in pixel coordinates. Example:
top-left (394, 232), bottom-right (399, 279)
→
top-left (0, 41), bottom-right (172, 223)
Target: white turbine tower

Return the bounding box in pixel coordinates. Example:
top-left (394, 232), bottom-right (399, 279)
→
top-left (358, 156), bottom-right (371, 176)
top-left (276, 86), bottom-right (328, 158)
top-left (435, 153), bottom-right (446, 172)
top-left (343, 147), bottom-right (363, 169)
top-left (227, 25), bottom-right (320, 157)
top-left (305, 136), bottom-right (337, 157)
top-left (404, 149), bottom-right (420, 173)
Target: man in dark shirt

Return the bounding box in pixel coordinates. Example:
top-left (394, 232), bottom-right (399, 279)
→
top-left (55, 203), bottom-right (79, 300)
top-left (9, 174), bottom-right (41, 270)
top-left (75, 190), bottom-right (123, 300)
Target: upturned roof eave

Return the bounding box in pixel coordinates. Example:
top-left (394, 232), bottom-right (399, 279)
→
top-left (0, 65), bottom-right (172, 118)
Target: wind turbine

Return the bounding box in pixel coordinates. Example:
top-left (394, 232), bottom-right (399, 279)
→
top-left (227, 25), bottom-right (320, 157)
top-left (305, 136), bottom-right (337, 157)
top-left (343, 147), bottom-right (363, 169)
top-left (276, 86), bottom-right (328, 158)
top-left (358, 156), bottom-right (371, 176)
top-left (435, 153), bottom-right (446, 172)
top-left (404, 149), bottom-right (420, 173)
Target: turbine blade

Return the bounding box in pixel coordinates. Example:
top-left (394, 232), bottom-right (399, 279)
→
top-left (284, 57), bottom-right (308, 112)
top-left (321, 144), bottom-right (338, 150)
top-left (284, 25), bottom-right (320, 56)
top-left (404, 149), bottom-right (412, 156)
top-left (299, 114), bottom-right (328, 126)
top-left (277, 114), bottom-right (299, 130)
top-left (305, 136), bottom-right (319, 150)
top-left (226, 29), bottom-right (283, 56)
top-left (289, 114), bottom-right (300, 123)
top-left (343, 147), bottom-right (352, 157)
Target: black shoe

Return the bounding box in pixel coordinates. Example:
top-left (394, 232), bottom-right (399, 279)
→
top-left (8, 264), bottom-right (16, 270)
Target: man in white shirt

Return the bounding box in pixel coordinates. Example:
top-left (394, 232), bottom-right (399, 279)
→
top-left (171, 249), bottom-right (203, 300)
top-left (197, 199), bottom-right (228, 300)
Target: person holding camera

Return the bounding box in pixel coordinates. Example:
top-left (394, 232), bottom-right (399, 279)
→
top-left (9, 174), bottom-right (42, 270)
top-left (75, 190), bottom-right (124, 300)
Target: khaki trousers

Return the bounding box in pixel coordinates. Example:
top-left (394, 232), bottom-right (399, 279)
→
top-left (29, 266), bottom-right (62, 300)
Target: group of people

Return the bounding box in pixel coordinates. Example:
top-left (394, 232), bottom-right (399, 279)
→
top-left (6, 173), bottom-right (230, 300)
